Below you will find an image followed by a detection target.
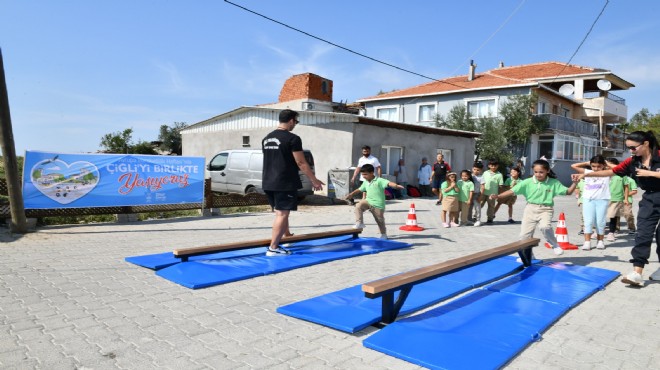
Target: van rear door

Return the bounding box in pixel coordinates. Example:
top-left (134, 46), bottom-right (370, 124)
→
top-left (224, 151), bottom-right (251, 194)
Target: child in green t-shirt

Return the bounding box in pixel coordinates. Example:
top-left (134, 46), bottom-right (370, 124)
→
top-left (606, 158), bottom-right (624, 241)
top-left (622, 176), bottom-right (638, 234)
top-left (482, 159), bottom-right (504, 224)
top-left (441, 172), bottom-right (460, 227)
top-left (491, 159), bottom-right (577, 257)
top-left (494, 167), bottom-right (521, 223)
top-left (344, 164), bottom-right (404, 240)
top-left (457, 170), bottom-right (475, 226)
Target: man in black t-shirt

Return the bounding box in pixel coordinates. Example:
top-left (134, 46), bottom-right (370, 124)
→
top-left (262, 109), bottom-right (324, 256)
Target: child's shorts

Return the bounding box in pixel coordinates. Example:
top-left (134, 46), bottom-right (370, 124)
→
top-left (442, 195), bottom-right (459, 212)
top-left (606, 201), bottom-right (623, 218)
top-left (498, 194), bottom-right (517, 206)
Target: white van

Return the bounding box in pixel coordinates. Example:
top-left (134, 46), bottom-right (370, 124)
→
top-left (207, 149), bottom-right (315, 198)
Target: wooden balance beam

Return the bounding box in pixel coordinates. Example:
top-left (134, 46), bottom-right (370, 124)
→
top-left (173, 228), bottom-right (363, 262)
top-left (362, 238), bottom-right (540, 324)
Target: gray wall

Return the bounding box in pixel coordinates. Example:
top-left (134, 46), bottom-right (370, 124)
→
top-left (182, 120), bottom-right (476, 195)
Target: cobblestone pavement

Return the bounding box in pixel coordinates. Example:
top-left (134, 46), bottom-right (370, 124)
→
top-left (1, 194), bottom-right (659, 369)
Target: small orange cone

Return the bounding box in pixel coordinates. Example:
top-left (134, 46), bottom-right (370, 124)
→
top-left (400, 203), bottom-right (424, 231)
top-left (545, 212), bottom-right (578, 250)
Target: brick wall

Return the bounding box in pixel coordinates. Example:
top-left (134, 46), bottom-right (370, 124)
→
top-left (278, 73), bottom-right (333, 102)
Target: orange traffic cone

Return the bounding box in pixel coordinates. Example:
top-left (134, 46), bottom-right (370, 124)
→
top-left (544, 212), bottom-right (578, 250)
top-left (400, 203), bottom-right (424, 231)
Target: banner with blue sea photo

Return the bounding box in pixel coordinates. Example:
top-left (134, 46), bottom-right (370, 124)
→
top-left (23, 151), bottom-right (206, 209)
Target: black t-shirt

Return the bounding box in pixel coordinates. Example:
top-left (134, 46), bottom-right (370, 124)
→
top-left (613, 150), bottom-right (660, 192)
top-left (432, 161), bottom-right (450, 180)
top-left (262, 129), bottom-right (304, 191)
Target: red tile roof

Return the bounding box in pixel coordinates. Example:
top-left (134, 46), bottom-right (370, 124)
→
top-left (358, 61), bottom-right (608, 101)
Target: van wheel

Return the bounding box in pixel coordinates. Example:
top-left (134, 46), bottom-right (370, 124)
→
top-left (246, 187), bottom-right (258, 194)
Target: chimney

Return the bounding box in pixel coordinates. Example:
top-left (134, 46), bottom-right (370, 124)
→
top-left (499, 61), bottom-right (504, 68)
top-left (468, 60), bottom-right (476, 81)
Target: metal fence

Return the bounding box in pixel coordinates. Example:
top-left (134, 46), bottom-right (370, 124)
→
top-left (0, 178), bottom-right (270, 219)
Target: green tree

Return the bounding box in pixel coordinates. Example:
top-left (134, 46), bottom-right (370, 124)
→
top-left (625, 108), bottom-right (660, 138)
top-left (499, 94), bottom-right (548, 159)
top-left (158, 122), bottom-right (187, 155)
top-left (100, 128), bottom-right (156, 154)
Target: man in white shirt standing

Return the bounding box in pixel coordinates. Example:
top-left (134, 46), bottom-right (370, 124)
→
top-left (351, 145), bottom-right (382, 186)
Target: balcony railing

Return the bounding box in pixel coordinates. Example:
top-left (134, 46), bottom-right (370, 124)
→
top-left (536, 113), bottom-right (598, 136)
top-left (582, 91), bottom-right (626, 105)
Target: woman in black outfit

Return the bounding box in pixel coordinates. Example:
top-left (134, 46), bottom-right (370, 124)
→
top-left (573, 131), bottom-right (660, 286)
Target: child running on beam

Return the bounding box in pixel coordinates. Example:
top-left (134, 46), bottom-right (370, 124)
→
top-left (344, 164), bottom-right (404, 240)
top-left (490, 159), bottom-right (578, 257)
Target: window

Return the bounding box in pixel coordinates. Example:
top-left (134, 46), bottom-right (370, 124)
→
top-left (209, 152), bottom-right (228, 171)
top-left (376, 107), bottom-right (398, 121)
top-left (418, 104), bottom-right (436, 122)
top-left (539, 134), bottom-right (598, 161)
top-left (467, 99), bottom-right (496, 118)
top-left (242, 135), bottom-right (250, 147)
top-left (562, 107), bottom-right (570, 118)
top-left (379, 146), bottom-right (404, 176)
top-left (537, 101), bottom-right (547, 114)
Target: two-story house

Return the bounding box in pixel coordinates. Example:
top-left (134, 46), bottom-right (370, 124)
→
top-left (356, 61), bottom-right (634, 182)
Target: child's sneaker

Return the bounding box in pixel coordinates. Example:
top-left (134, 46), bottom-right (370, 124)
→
top-left (581, 241), bottom-right (591, 251)
top-left (621, 271), bottom-right (644, 286)
top-left (450, 222), bottom-right (459, 227)
top-left (486, 219), bottom-right (494, 224)
top-left (442, 223), bottom-right (450, 228)
top-left (474, 221), bottom-right (481, 227)
top-left (507, 218), bottom-right (515, 224)
top-left (553, 246), bottom-right (564, 255)
top-left (606, 232), bottom-right (616, 242)
top-left (353, 222), bottom-right (365, 229)
top-left (596, 240), bottom-right (605, 249)
top-left (379, 234), bottom-right (388, 240)
top-left (266, 246), bottom-right (292, 257)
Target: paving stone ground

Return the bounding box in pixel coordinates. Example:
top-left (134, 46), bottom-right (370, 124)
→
top-left (1, 194), bottom-right (659, 370)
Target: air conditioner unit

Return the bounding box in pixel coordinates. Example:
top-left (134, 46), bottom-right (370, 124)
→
top-left (303, 102), bottom-right (314, 111)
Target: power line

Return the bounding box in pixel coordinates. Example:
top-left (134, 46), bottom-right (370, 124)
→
top-left (223, 0), bottom-right (471, 89)
top-left (550, 0), bottom-right (610, 83)
top-left (451, 0), bottom-right (527, 76)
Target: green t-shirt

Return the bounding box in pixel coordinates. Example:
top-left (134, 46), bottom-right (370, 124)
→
top-left (512, 177), bottom-right (568, 206)
top-left (457, 180), bottom-right (474, 202)
top-left (504, 177), bottom-right (520, 188)
top-left (441, 181), bottom-right (459, 197)
top-left (482, 170), bottom-right (503, 196)
top-left (609, 175), bottom-right (625, 202)
top-left (359, 177), bottom-right (390, 209)
top-left (624, 176), bottom-right (637, 203)
top-left (577, 179), bottom-right (585, 204)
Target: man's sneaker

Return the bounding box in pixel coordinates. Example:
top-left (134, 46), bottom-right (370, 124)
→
top-left (596, 240), bottom-right (605, 249)
top-left (379, 234), bottom-right (388, 240)
top-left (266, 246), bottom-right (292, 257)
top-left (474, 221), bottom-right (481, 227)
top-left (581, 241), bottom-right (591, 251)
top-left (553, 246), bottom-right (564, 255)
top-left (442, 222), bottom-right (450, 228)
top-left (508, 218), bottom-right (515, 224)
top-left (450, 222), bottom-right (460, 227)
top-left (621, 271), bottom-right (644, 286)
top-left (353, 222), bottom-right (365, 229)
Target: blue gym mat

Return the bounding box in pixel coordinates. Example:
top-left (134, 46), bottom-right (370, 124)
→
top-left (154, 237), bottom-right (412, 289)
top-left (362, 263), bottom-right (619, 370)
top-left (124, 235), bottom-right (355, 270)
top-left (277, 256), bottom-right (524, 333)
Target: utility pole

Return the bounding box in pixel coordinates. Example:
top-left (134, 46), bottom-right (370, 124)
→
top-left (0, 48), bottom-right (28, 233)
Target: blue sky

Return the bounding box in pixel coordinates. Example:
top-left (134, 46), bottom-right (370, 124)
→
top-left (1, 0), bottom-right (659, 154)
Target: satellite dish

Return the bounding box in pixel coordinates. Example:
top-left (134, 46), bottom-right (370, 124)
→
top-left (559, 83), bottom-right (575, 96)
top-left (597, 79), bottom-right (612, 91)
